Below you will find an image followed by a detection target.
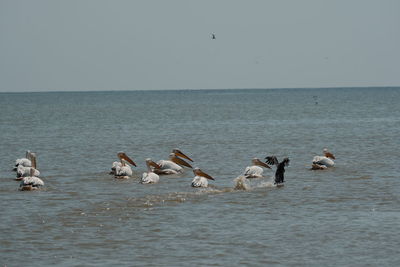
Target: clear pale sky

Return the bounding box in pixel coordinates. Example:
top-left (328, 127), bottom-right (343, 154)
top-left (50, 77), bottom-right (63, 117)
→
top-left (0, 0), bottom-right (399, 92)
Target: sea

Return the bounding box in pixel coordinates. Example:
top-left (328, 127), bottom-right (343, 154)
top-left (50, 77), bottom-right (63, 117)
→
top-left (0, 87), bottom-right (399, 266)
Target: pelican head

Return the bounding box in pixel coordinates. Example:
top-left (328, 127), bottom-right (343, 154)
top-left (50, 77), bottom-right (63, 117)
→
top-left (172, 149), bottom-right (194, 162)
top-left (252, 158), bottom-right (271, 168)
top-left (323, 148), bottom-right (335, 159)
top-left (193, 167), bottom-right (214, 180)
top-left (170, 153), bottom-right (193, 168)
top-left (117, 152), bottom-right (137, 167)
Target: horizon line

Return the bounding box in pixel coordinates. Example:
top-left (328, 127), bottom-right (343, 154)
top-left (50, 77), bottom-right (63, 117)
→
top-left (0, 85), bottom-right (399, 94)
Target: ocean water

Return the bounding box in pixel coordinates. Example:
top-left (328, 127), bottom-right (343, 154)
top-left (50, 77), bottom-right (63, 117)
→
top-left (0, 87), bottom-right (399, 266)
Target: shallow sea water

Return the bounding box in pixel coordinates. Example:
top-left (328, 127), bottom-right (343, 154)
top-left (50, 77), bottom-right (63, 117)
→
top-left (1, 87), bottom-right (399, 266)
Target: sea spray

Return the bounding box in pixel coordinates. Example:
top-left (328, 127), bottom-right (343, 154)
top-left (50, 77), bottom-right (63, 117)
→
top-left (234, 175), bottom-right (250, 190)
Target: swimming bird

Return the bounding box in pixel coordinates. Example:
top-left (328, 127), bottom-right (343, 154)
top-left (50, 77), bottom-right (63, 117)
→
top-left (14, 150), bottom-right (32, 171)
top-left (113, 152), bottom-right (137, 179)
top-left (191, 168), bottom-right (215, 188)
top-left (19, 168), bottom-right (44, 191)
top-left (311, 148), bottom-right (335, 170)
top-left (141, 158), bottom-right (161, 184)
top-left (265, 156), bottom-right (290, 185)
top-left (154, 149), bottom-right (193, 175)
top-left (243, 158), bottom-right (271, 178)
top-left (211, 33), bottom-right (216, 39)
top-left (16, 152), bottom-right (39, 180)
top-left (110, 152), bottom-right (137, 175)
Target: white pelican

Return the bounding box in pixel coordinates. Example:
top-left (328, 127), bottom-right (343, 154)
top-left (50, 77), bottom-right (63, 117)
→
top-left (243, 158), bottom-right (271, 178)
top-left (110, 152), bottom-right (137, 175)
top-left (265, 156), bottom-right (290, 185)
top-left (14, 150), bottom-right (32, 171)
top-left (154, 149), bottom-right (193, 175)
top-left (113, 152), bottom-right (137, 179)
top-left (141, 159), bottom-right (161, 184)
top-left (19, 168), bottom-right (44, 191)
top-left (16, 153), bottom-right (39, 180)
top-left (191, 168), bottom-right (215, 188)
top-left (311, 148), bottom-right (335, 170)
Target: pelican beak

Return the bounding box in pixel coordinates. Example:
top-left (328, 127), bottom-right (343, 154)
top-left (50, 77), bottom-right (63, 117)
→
top-left (118, 152), bottom-right (137, 167)
top-left (172, 156), bottom-right (193, 168)
top-left (255, 159), bottom-right (271, 168)
top-left (149, 160), bottom-right (161, 169)
top-left (173, 149), bottom-right (194, 162)
top-left (196, 169), bottom-right (215, 180)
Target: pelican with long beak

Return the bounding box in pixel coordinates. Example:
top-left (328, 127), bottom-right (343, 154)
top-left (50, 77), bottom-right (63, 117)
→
top-left (141, 159), bottom-right (161, 184)
top-left (191, 168), bottom-right (215, 188)
top-left (19, 168), bottom-right (44, 191)
top-left (154, 150), bottom-right (193, 175)
top-left (14, 150), bottom-right (32, 171)
top-left (113, 152), bottom-right (137, 179)
top-left (243, 158), bottom-right (271, 178)
top-left (311, 148), bottom-right (335, 170)
top-left (110, 152), bottom-right (137, 175)
top-left (16, 152), bottom-right (40, 180)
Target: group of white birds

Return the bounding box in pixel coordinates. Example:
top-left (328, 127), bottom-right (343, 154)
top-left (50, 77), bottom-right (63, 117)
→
top-left (12, 148), bottom-right (335, 191)
top-left (109, 149), bottom-right (215, 187)
top-left (13, 150), bottom-right (44, 191)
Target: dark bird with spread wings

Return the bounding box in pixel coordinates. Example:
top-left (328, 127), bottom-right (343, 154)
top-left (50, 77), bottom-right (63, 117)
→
top-left (265, 156), bottom-right (290, 185)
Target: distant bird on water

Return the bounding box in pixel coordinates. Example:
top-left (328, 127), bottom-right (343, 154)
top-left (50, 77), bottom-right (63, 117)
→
top-left (265, 156), bottom-right (290, 185)
top-left (311, 148), bottom-right (335, 170)
top-left (191, 167), bottom-right (215, 188)
top-left (243, 158), bottom-right (271, 178)
top-left (211, 33), bottom-right (216, 39)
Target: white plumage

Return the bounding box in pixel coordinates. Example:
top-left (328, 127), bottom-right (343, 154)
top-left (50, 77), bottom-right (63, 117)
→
top-left (14, 150), bottom-right (33, 170)
top-left (191, 168), bottom-right (214, 188)
top-left (19, 176), bottom-right (44, 191)
top-left (243, 158), bottom-right (271, 178)
top-left (155, 151), bottom-right (193, 175)
top-left (114, 160), bottom-right (133, 178)
top-left (141, 158), bottom-right (160, 184)
top-left (311, 148), bottom-right (335, 170)
top-left (16, 165), bottom-right (40, 179)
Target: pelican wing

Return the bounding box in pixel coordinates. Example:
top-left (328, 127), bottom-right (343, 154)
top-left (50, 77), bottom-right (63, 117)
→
top-left (265, 156), bottom-right (279, 166)
top-left (117, 152), bottom-right (137, 167)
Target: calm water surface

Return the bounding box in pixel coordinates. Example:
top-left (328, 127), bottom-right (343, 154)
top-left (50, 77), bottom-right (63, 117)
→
top-left (1, 87), bottom-right (399, 266)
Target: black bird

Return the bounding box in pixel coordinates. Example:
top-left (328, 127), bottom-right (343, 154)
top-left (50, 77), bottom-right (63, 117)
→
top-left (265, 156), bottom-right (290, 185)
top-left (211, 33), bottom-right (216, 39)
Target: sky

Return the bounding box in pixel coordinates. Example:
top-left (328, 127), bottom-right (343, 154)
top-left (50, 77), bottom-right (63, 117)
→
top-left (0, 0), bottom-right (399, 92)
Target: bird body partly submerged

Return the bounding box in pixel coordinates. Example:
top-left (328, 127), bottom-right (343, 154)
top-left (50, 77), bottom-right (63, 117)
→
top-left (191, 168), bottom-right (214, 188)
top-left (19, 176), bottom-right (44, 191)
top-left (311, 149), bottom-right (335, 170)
top-left (243, 158), bottom-right (271, 178)
top-left (141, 159), bottom-right (161, 184)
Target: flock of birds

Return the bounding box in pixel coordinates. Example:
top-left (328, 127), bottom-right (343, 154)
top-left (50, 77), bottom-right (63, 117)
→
top-left (12, 148), bottom-right (336, 191)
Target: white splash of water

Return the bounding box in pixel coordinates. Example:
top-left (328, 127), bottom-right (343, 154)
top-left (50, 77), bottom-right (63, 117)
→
top-left (233, 175), bottom-right (250, 190)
